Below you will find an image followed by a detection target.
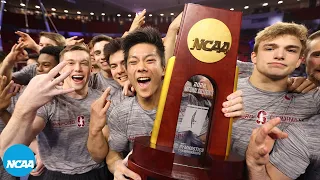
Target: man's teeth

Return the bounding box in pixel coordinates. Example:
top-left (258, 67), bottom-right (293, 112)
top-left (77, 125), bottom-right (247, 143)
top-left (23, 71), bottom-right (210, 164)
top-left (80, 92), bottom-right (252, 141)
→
top-left (138, 77), bottom-right (150, 81)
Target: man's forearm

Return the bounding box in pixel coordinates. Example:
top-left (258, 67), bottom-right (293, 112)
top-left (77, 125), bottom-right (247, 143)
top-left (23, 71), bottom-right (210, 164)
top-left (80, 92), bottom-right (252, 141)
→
top-left (247, 164), bottom-right (271, 180)
top-left (106, 150), bottom-right (122, 174)
top-left (29, 139), bottom-right (39, 154)
top-left (87, 129), bottom-right (109, 163)
top-left (164, 28), bottom-right (178, 64)
top-left (0, 105), bottom-right (37, 157)
top-left (0, 110), bottom-right (11, 124)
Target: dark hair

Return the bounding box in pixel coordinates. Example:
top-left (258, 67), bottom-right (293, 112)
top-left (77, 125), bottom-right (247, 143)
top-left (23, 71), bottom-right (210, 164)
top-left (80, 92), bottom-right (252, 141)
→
top-left (28, 53), bottom-right (39, 60)
top-left (40, 46), bottom-right (64, 63)
top-left (91, 35), bottom-right (113, 47)
top-left (0, 51), bottom-right (6, 63)
top-left (104, 38), bottom-right (123, 64)
top-left (122, 26), bottom-right (165, 68)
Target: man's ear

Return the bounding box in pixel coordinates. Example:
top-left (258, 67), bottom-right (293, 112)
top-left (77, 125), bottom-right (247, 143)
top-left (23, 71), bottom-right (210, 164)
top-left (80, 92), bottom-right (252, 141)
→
top-left (296, 57), bottom-right (302, 68)
top-left (251, 52), bottom-right (257, 64)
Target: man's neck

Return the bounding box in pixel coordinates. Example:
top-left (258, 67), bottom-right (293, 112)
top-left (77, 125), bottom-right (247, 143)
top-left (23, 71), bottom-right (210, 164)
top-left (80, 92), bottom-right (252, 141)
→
top-left (63, 84), bottom-right (89, 99)
top-left (250, 69), bottom-right (288, 92)
top-left (100, 70), bottom-right (112, 78)
top-left (137, 84), bottom-right (162, 111)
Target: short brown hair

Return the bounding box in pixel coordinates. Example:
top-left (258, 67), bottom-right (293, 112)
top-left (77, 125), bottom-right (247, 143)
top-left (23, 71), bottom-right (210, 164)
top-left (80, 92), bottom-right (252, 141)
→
top-left (91, 35), bottom-right (113, 47)
top-left (59, 45), bottom-right (90, 61)
top-left (305, 30), bottom-right (320, 56)
top-left (253, 22), bottom-right (308, 57)
top-left (104, 38), bottom-right (123, 64)
top-left (39, 32), bottom-right (66, 47)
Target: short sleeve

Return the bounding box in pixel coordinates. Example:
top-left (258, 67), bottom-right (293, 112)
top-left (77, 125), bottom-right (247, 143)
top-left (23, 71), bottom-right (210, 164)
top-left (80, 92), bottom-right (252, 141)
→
top-left (12, 64), bottom-right (36, 85)
top-left (108, 106), bottom-right (129, 152)
top-left (269, 123), bottom-right (310, 179)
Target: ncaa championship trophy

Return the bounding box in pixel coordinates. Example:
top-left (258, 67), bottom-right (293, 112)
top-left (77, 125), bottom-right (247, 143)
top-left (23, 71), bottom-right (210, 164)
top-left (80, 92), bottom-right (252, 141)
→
top-left (128, 3), bottom-right (244, 180)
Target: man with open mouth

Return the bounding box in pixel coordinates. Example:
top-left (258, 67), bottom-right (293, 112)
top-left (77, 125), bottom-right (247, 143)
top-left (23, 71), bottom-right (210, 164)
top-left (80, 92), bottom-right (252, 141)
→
top-left (0, 45), bottom-right (111, 180)
top-left (101, 27), bottom-right (244, 180)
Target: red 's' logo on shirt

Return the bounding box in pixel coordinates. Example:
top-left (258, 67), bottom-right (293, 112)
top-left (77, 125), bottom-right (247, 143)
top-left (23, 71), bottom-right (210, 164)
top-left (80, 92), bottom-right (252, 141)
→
top-left (77, 116), bottom-right (85, 127)
top-left (256, 111), bottom-right (267, 125)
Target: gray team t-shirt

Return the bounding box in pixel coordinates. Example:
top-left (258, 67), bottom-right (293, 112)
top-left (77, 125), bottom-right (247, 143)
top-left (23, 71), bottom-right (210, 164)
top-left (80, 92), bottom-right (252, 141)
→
top-left (236, 60), bottom-right (253, 78)
top-left (12, 64), bottom-right (37, 85)
top-left (270, 120), bottom-right (320, 180)
top-left (36, 88), bottom-right (104, 174)
top-left (232, 78), bottom-right (320, 157)
top-left (108, 93), bottom-right (208, 156)
top-left (89, 71), bottom-right (121, 94)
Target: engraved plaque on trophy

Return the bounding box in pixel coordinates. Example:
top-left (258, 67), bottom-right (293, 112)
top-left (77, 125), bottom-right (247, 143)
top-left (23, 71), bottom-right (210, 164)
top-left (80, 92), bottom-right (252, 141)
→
top-left (128, 3), bottom-right (244, 180)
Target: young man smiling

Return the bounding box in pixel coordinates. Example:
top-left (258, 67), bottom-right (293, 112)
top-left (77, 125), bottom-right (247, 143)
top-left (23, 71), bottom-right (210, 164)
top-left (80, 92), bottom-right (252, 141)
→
top-left (98, 27), bottom-right (244, 180)
top-left (0, 45), bottom-right (111, 180)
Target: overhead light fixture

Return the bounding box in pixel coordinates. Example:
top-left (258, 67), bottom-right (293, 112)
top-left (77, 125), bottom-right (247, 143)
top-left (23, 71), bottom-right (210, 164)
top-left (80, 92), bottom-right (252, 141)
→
top-left (51, 8), bottom-right (56, 11)
top-left (1, 0), bottom-right (6, 3)
top-left (64, 10), bottom-right (68, 13)
top-left (52, 12), bottom-right (56, 15)
top-left (149, 14), bottom-right (152, 17)
top-left (20, 3), bottom-right (26, 7)
top-left (170, 13), bottom-right (174, 16)
top-left (128, 14), bottom-right (131, 17)
top-left (278, 1), bottom-right (283, 4)
top-left (77, 11), bottom-right (81, 14)
top-left (90, 12), bottom-right (94, 15)
top-left (117, 14), bottom-right (121, 17)
top-left (230, 8), bottom-right (234, 11)
top-left (244, 6), bottom-right (249, 9)
top-left (262, 3), bottom-right (268, 6)
top-left (160, 13), bottom-right (164, 16)
top-left (101, 13), bottom-right (105, 16)
top-left (35, 5), bottom-right (40, 9)
top-left (4, 9), bottom-right (6, 11)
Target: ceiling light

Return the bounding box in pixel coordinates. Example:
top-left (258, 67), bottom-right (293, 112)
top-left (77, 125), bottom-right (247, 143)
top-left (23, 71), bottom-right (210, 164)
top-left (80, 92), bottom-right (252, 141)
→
top-left (64, 10), bottom-right (68, 13)
top-left (170, 13), bottom-right (174, 16)
top-left (52, 12), bottom-right (56, 15)
top-left (230, 8), bottom-right (234, 11)
top-left (244, 6), bottom-right (249, 9)
top-left (90, 12), bottom-right (94, 15)
top-left (20, 3), bottom-right (26, 7)
top-left (51, 8), bottom-right (56, 11)
top-left (117, 14), bottom-right (121, 17)
top-left (278, 1), bottom-right (283, 4)
top-left (128, 14), bottom-right (131, 17)
top-left (160, 13), bottom-right (164, 16)
top-left (149, 14), bottom-right (152, 17)
top-left (101, 13), bottom-right (105, 16)
top-left (4, 9), bottom-right (6, 11)
top-left (262, 3), bottom-right (268, 6)
top-left (77, 11), bottom-right (81, 14)
top-left (1, 1), bottom-right (6, 3)
top-left (35, 5), bottom-right (40, 9)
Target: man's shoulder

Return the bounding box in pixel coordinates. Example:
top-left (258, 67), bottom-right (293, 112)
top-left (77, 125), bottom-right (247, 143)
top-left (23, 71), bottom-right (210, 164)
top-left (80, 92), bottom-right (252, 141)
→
top-left (112, 97), bottom-right (135, 112)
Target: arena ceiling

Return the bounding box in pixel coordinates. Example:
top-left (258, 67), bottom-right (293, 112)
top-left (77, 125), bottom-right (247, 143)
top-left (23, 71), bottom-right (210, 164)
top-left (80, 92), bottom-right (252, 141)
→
top-left (5, 0), bottom-right (305, 16)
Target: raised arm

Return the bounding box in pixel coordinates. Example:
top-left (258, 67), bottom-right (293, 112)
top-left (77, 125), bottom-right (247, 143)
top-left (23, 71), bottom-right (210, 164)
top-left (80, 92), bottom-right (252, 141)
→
top-left (0, 43), bottom-right (28, 85)
top-left (163, 12), bottom-right (182, 64)
top-left (245, 118), bottom-right (289, 180)
top-left (87, 87), bottom-right (111, 162)
top-left (0, 62), bottom-right (74, 156)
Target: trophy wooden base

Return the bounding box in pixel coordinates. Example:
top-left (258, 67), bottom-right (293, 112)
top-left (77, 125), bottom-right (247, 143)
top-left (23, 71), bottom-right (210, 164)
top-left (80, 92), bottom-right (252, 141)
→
top-left (128, 136), bottom-right (245, 180)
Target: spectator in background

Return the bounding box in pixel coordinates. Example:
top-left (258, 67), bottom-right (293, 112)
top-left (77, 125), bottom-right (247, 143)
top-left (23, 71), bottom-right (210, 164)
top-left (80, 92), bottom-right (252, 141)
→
top-left (16, 31), bottom-right (66, 53)
top-left (88, 39), bottom-right (100, 74)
